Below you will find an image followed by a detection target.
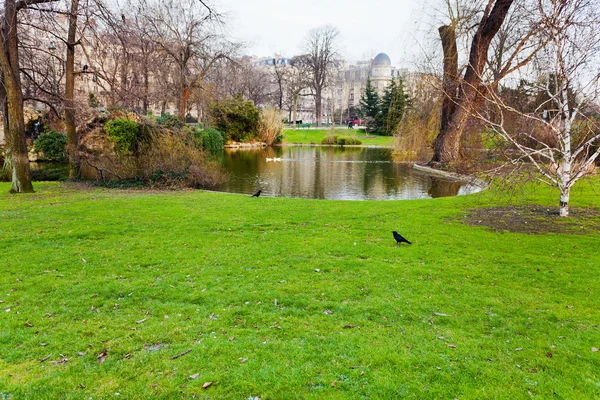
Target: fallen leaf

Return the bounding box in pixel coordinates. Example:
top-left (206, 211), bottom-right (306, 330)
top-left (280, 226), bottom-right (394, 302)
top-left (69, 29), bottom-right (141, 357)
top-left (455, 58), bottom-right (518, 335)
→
top-left (330, 381), bottom-right (336, 387)
top-left (189, 373), bottom-right (199, 379)
top-left (432, 312), bottom-right (450, 317)
top-left (97, 350), bottom-right (107, 363)
top-left (324, 310), bottom-right (333, 315)
top-left (592, 347), bottom-right (599, 352)
top-left (209, 313), bottom-right (217, 320)
top-left (39, 354), bottom-right (52, 362)
top-left (136, 318), bottom-right (148, 324)
top-left (447, 343), bottom-right (457, 348)
top-left (343, 325), bottom-right (357, 329)
top-left (546, 352), bottom-right (553, 358)
top-left (77, 352), bottom-right (85, 357)
top-left (239, 357), bottom-right (248, 363)
top-left (202, 382), bottom-right (212, 389)
top-left (515, 348), bottom-right (523, 351)
top-left (228, 337), bottom-right (234, 341)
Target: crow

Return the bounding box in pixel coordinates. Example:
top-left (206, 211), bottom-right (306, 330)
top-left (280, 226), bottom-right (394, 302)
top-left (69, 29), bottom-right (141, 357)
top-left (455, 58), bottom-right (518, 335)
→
top-left (251, 189), bottom-right (262, 197)
top-left (392, 231), bottom-right (411, 245)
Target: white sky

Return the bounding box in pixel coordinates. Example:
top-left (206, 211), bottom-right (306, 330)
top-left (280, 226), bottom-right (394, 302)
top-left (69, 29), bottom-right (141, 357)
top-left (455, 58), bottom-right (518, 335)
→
top-left (218, 0), bottom-right (434, 67)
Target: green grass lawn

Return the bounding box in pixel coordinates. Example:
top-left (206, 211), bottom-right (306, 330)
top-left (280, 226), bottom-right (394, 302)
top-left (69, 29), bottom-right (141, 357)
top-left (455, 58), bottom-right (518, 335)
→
top-left (282, 129), bottom-right (395, 147)
top-left (1, 179), bottom-right (599, 399)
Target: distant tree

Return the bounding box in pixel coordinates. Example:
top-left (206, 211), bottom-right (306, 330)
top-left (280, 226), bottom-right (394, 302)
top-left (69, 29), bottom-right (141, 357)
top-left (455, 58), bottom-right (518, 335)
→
top-left (360, 77), bottom-right (380, 133)
top-left (285, 55), bottom-right (311, 130)
top-left (139, 0), bottom-right (235, 120)
top-left (302, 25), bottom-right (340, 127)
top-left (381, 76), bottom-right (407, 135)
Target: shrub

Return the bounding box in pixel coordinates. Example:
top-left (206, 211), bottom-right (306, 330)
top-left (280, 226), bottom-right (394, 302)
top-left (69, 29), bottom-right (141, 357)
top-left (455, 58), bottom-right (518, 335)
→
top-left (138, 133), bottom-right (226, 188)
top-left (104, 119), bottom-right (139, 154)
top-left (156, 114), bottom-right (185, 129)
top-left (209, 94), bottom-right (260, 142)
top-left (321, 135), bottom-right (362, 146)
top-left (258, 107), bottom-right (284, 145)
top-left (82, 129), bottom-right (225, 189)
top-left (196, 128), bottom-right (224, 154)
top-left (34, 130), bottom-right (68, 161)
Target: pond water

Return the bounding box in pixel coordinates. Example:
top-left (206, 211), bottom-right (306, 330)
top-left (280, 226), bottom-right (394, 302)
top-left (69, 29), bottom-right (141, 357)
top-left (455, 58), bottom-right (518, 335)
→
top-left (214, 146), bottom-right (481, 200)
top-left (28, 146), bottom-right (481, 200)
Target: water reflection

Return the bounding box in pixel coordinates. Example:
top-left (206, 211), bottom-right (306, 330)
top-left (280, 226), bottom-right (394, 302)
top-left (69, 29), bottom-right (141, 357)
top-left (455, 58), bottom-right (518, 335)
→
top-left (215, 146), bottom-right (479, 200)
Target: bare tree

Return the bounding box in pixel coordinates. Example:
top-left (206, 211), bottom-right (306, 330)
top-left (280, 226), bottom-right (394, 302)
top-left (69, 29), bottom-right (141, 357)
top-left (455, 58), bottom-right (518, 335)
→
top-left (285, 55), bottom-right (311, 129)
top-left (477, 0), bottom-right (600, 217)
top-left (302, 25), bottom-right (340, 127)
top-left (430, 0), bottom-right (546, 166)
top-left (139, 0), bottom-right (234, 120)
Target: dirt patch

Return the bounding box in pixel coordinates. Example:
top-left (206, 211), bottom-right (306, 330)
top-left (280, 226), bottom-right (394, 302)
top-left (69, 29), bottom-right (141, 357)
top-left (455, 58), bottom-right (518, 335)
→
top-left (463, 206), bottom-right (600, 234)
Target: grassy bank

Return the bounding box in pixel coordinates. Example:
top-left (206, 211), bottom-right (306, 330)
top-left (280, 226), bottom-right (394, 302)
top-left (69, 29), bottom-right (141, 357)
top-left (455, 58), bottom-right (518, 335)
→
top-left (1, 180), bottom-right (599, 399)
top-left (282, 129), bottom-right (395, 147)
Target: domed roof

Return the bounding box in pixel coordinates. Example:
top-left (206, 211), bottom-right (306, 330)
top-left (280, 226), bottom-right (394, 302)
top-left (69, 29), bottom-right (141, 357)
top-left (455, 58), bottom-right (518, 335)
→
top-left (373, 53), bottom-right (391, 67)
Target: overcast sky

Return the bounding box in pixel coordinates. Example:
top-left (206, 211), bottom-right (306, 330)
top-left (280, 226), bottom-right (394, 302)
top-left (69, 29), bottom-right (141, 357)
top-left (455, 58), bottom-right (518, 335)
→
top-left (218, 0), bottom-right (435, 67)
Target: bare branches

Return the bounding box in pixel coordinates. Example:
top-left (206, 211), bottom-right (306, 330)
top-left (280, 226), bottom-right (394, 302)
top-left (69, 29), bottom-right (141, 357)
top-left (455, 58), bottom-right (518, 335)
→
top-left (302, 25), bottom-right (340, 126)
top-left (478, 0), bottom-right (600, 216)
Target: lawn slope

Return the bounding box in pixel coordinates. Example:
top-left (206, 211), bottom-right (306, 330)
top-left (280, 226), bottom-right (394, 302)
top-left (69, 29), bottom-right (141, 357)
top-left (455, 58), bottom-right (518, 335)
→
top-left (0, 180), bottom-right (599, 399)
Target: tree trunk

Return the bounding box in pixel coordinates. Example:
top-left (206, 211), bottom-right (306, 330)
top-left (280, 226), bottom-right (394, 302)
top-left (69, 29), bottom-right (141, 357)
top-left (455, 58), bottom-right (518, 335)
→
top-left (559, 186), bottom-right (570, 217)
top-left (292, 93), bottom-right (298, 130)
top-left (1, 0), bottom-right (33, 193)
top-left (315, 89), bottom-right (322, 127)
top-left (65, 0), bottom-right (80, 179)
top-left (329, 95), bottom-right (334, 136)
top-left (558, 80), bottom-right (572, 218)
top-left (431, 0), bottom-right (514, 165)
top-left (178, 86), bottom-right (187, 120)
top-left (438, 25), bottom-right (459, 137)
top-left (142, 61), bottom-right (149, 115)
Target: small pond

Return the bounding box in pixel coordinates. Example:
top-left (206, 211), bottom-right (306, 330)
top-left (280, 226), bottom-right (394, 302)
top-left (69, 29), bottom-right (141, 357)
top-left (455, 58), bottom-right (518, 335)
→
top-left (214, 146), bottom-right (481, 200)
top-left (28, 146), bottom-right (482, 200)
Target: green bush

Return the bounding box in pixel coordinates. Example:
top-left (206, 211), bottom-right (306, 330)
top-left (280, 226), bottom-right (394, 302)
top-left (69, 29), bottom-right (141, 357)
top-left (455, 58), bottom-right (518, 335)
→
top-left (196, 128), bottom-right (224, 154)
top-left (209, 94), bottom-right (260, 142)
top-left (104, 119), bottom-right (139, 154)
top-left (34, 130), bottom-right (68, 161)
top-left (321, 135), bottom-right (362, 146)
top-left (156, 114), bottom-right (185, 129)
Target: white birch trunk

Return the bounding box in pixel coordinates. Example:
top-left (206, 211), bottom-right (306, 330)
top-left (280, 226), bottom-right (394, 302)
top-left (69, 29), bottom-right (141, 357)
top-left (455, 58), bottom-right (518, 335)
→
top-left (558, 75), bottom-right (572, 217)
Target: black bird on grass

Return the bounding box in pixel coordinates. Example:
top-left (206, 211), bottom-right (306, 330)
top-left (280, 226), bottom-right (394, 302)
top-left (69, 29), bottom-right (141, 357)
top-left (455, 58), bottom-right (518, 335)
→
top-left (392, 231), bottom-right (411, 245)
top-left (251, 189), bottom-right (262, 197)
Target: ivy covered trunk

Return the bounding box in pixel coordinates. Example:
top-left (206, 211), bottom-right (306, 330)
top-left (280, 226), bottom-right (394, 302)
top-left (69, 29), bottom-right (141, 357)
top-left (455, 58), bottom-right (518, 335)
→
top-left (1, 0), bottom-right (33, 193)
